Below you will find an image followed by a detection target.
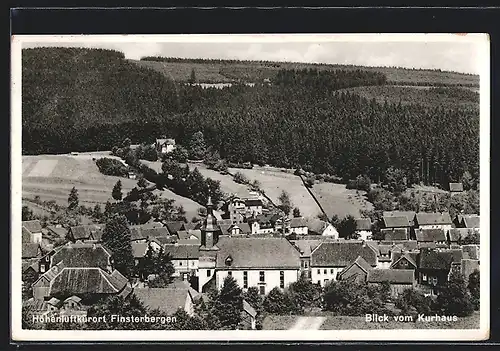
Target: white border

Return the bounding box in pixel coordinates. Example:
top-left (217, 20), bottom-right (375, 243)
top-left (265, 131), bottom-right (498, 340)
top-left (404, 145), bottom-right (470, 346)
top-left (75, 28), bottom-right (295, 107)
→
top-left (11, 33), bottom-right (490, 342)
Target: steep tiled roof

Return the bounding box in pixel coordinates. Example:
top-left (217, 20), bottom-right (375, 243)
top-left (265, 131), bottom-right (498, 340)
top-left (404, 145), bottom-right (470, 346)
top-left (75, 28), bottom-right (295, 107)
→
top-left (130, 226), bottom-right (170, 241)
top-left (131, 243), bottom-right (149, 258)
top-left (47, 225), bottom-right (68, 238)
top-left (311, 241), bottom-right (377, 267)
top-left (50, 267), bottom-right (126, 296)
top-left (419, 249), bottom-right (462, 270)
top-left (415, 229), bottom-right (446, 242)
top-left (418, 242), bottom-right (436, 249)
top-left (367, 269), bottom-right (414, 284)
top-left (391, 252), bottom-right (418, 269)
top-left (382, 211), bottom-right (416, 223)
top-left (462, 245), bottom-right (480, 260)
top-left (69, 224), bottom-right (102, 241)
top-left (449, 183), bottom-right (464, 192)
top-left (290, 217), bottom-right (308, 228)
top-left (448, 228), bottom-right (469, 242)
top-left (381, 228), bottom-right (408, 241)
top-left (306, 219), bottom-right (331, 234)
top-left (216, 237), bottom-right (301, 269)
top-left (415, 212), bottom-right (452, 226)
top-left (22, 220), bottom-right (42, 233)
top-left (51, 243), bottom-right (111, 269)
top-left (134, 287), bottom-right (189, 316)
top-left (462, 215), bottom-right (480, 229)
top-left (22, 243), bottom-right (40, 259)
top-left (355, 218), bottom-right (372, 231)
top-left (178, 238), bottom-right (200, 245)
top-left (291, 239), bottom-right (323, 257)
top-left (22, 227), bottom-right (32, 243)
top-left (164, 221), bottom-right (185, 235)
top-left (149, 236), bottom-right (177, 245)
top-left (382, 216), bottom-right (410, 228)
top-left (164, 244), bottom-right (200, 259)
top-left (339, 256), bottom-right (373, 277)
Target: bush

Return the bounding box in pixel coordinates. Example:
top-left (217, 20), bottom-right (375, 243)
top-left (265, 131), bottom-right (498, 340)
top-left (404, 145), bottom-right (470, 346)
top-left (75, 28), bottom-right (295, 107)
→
top-left (346, 174), bottom-right (371, 192)
top-left (436, 273), bottom-right (475, 317)
top-left (96, 158), bottom-right (128, 177)
top-left (262, 287), bottom-right (298, 315)
top-left (233, 171), bottom-right (249, 184)
top-left (394, 288), bottom-right (434, 316)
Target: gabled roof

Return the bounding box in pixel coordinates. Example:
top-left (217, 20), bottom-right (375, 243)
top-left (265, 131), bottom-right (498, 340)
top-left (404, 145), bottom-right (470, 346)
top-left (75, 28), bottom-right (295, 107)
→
top-left (22, 227), bottom-right (32, 243)
top-left (306, 219), bottom-right (332, 234)
top-left (290, 217), bottom-right (308, 228)
top-left (69, 224), bottom-right (102, 241)
top-left (51, 243), bottom-right (111, 269)
top-left (415, 228), bottom-right (446, 242)
top-left (390, 252), bottom-right (418, 269)
top-left (462, 245), bottom-right (480, 260)
top-left (382, 216), bottom-right (410, 228)
top-left (149, 236), bottom-right (177, 246)
top-left (36, 261), bottom-right (66, 284)
top-left (164, 221), bottom-right (186, 235)
top-left (245, 199), bottom-right (263, 207)
top-left (47, 297), bottom-right (61, 306)
top-left (131, 242), bottom-right (149, 258)
top-left (216, 237), bottom-right (301, 269)
top-left (382, 211), bottom-right (416, 223)
top-left (448, 228), bottom-right (469, 242)
top-left (367, 269), bottom-right (414, 284)
top-left (227, 223), bottom-right (252, 234)
top-left (419, 249), bottom-right (462, 270)
top-left (50, 267), bottom-right (127, 296)
top-left (178, 238), bottom-right (200, 245)
top-left (47, 225), bottom-right (68, 237)
top-left (415, 212), bottom-right (452, 226)
top-left (449, 182), bottom-right (464, 192)
top-left (355, 218), bottom-right (372, 231)
top-left (338, 256), bottom-right (373, 277)
top-left (22, 220), bottom-right (42, 233)
top-left (183, 222), bottom-right (200, 231)
top-left (381, 228), bottom-right (408, 241)
top-left (164, 244), bottom-right (200, 259)
top-left (22, 243), bottom-right (40, 259)
top-left (64, 295), bottom-right (82, 304)
top-left (131, 226), bottom-right (170, 241)
top-left (291, 239), bottom-right (323, 257)
top-left (311, 241), bottom-right (378, 267)
top-left (462, 215), bottom-right (480, 229)
top-left (134, 287), bottom-right (189, 316)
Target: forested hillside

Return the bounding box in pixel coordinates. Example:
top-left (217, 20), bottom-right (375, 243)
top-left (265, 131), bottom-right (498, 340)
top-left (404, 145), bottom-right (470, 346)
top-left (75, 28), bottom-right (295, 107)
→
top-left (22, 48), bottom-right (479, 188)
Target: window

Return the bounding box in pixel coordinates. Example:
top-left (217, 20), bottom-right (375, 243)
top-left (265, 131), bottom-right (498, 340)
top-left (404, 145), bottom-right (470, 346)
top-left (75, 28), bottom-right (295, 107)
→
top-left (324, 269), bottom-right (327, 275)
top-left (243, 271), bottom-right (248, 288)
top-left (422, 274), bottom-right (427, 281)
top-left (259, 271), bottom-right (265, 283)
top-left (324, 279), bottom-right (329, 285)
top-left (228, 271), bottom-right (232, 276)
top-left (207, 269), bottom-right (211, 277)
top-left (330, 269), bottom-right (334, 274)
top-left (179, 261), bottom-right (183, 266)
top-left (304, 261), bottom-right (308, 268)
top-left (317, 280), bottom-right (321, 285)
top-left (317, 269), bottom-right (321, 274)
top-left (301, 261), bottom-right (304, 268)
top-left (280, 271), bottom-right (285, 289)
top-left (40, 265), bottom-right (45, 273)
top-left (259, 285), bottom-right (266, 295)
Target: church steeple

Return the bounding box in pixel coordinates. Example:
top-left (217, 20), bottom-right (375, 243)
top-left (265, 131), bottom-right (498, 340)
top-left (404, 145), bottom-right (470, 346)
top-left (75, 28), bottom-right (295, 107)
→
top-left (201, 195), bottom-right (219, 250)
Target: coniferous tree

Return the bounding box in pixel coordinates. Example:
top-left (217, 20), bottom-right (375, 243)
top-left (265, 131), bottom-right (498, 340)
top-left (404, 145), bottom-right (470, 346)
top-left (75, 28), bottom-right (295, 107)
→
top-left (212, 275), bottom-right (243, 330)
top-left (102, 214), bottom-right (135, 278)
top-left (68, 187), bottom-right (79, 211)
top-left (112, 180), bottom-right (123, 201)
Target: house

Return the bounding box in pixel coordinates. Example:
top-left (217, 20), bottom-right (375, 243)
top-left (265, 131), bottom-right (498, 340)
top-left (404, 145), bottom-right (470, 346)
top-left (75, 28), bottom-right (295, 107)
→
top-left (67, 224), bottom-right (103, 243)
top-left (290, 239), bottom-right (323, 278)
top-left (383, 211), bottom-right (416, 227)
top-left (373, 244), bottom-right (393, 269)
top-left (224, 223), bottom-right (252, 236)
top-left (247, 212), bottom-right (280, 235)
top-left (354, 218), bottom-right (372, 240)
top-left (310, 240), bottom-right (378, 287)
top-left (456, 214), bottom-right (480, 229)
top-left (381, 216), bottom-right (411, 234)
top-left (226, 196), bottom-right (246, 225)
top-left (367, 269), bottom-right (415, 298)
top-left (46, 225), bottom-right (68, 240)
top-left (132, 242), bottom-right (150, 266)
top-left (22, 242), bottom-right (42, 260)
top-left (449, 182), bottom-right (464, 194)
top-left (381, 228), bottom-right (409, 241)
top-left (306, 219), bottom-right (339, 238)
top-left (241, 300), bottom-right (257, 330)
top-left (134, 280), bottom-right (198, 317)
top-left (448, 228), bottom-right (470, 244)
top-left (337, 256), bottom-right (373, 283)
top-left (165, 221), bottom-right (186, 236)
top-left (154, 138), bottom-right (176, 154)
top-left (390, 252), bottom-right (418, 272)
top-left (50, 242), bottom-right (113, 271)
top-left (289, 218), bottom-right (309, 236)
top-left (415, 228), bottom-right (447, 247)
top-left (462, 245), bottom-right (480, 260)
top-left (414, 212), bottom-right (452, 232)
top-left (22, 220), bottom-right (43, 244)
top-left (163, 244), bottom-right (200, 280)
top-left (244, 199), bottom-right (264, 216)
top-left (62, 295), bottom-right (83, 310)
top-left (417, 248), bottom-right (462, 295)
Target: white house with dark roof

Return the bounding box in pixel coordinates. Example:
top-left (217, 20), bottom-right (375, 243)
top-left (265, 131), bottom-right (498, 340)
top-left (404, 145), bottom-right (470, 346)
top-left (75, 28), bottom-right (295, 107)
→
top-left (196, 197), bottom-right (301, 295)
top-left (354, 218), bottom-right (372, 240)
top-left (415, 228), bottom-right (448, 246)
top-left (310, 240), bottom-right (378, 287)
top-left (154, 138), bottom-right (176, 154)
top-left (22, 220), bottom-right (43, 244)
top-left (163, 244), bottom-right (200, 279)
top-left (415, 212), bottom-right (452, 232)
top-left (289, 217), bottom-right (308, 236)
top-left (306, 219), bottom-right (339, 238)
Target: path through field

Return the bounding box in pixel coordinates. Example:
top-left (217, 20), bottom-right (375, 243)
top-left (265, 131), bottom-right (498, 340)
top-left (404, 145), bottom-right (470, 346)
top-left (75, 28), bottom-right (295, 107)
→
top-left (289, 317), bottom-right (326, 330)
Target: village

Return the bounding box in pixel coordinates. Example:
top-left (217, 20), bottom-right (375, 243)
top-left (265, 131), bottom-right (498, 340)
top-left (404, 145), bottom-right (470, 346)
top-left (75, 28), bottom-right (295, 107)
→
top-left (21, 138), bottom-right (481, 330)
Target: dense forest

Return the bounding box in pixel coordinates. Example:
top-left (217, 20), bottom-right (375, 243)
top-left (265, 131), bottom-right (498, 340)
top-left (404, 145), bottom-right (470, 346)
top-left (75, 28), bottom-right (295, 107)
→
top-left (22, 48), bottom-right (479, 188)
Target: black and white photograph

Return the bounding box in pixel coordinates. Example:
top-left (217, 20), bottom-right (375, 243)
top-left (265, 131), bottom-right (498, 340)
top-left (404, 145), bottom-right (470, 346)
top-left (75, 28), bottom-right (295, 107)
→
top-left (11, 33), bottom-right (489, 341)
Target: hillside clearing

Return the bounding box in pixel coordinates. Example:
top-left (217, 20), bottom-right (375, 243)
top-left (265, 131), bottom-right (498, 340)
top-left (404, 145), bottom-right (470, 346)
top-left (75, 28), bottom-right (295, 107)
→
top-left (22, 155), bottom-right (202, 219)
top-left (311, 182), bottom-right (373, 219)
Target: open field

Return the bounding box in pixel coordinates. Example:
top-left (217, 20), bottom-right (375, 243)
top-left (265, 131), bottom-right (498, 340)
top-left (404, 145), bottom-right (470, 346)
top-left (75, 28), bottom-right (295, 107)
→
top-left (228, 166), bottom-right (323, 219)
top-left (311, 182), bottom-right (374, 219)
top-left (22, 154), bottom-right (203, 219)
top-left (187, 163), bottom-right (252, 198)
top-left (263, 311), bottom-right (480, 330)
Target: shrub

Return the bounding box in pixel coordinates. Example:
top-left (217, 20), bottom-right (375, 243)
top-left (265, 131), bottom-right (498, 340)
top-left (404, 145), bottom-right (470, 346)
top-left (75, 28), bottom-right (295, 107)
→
top-left (96, 158), bottom-right (128, 177)
top-left (233, 171), bottom-right (249, 184)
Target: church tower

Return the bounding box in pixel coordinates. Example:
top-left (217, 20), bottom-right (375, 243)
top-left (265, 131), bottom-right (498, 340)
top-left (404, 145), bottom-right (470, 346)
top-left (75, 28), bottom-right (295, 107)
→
top-left (200, 196), bottom-right (220, 250)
